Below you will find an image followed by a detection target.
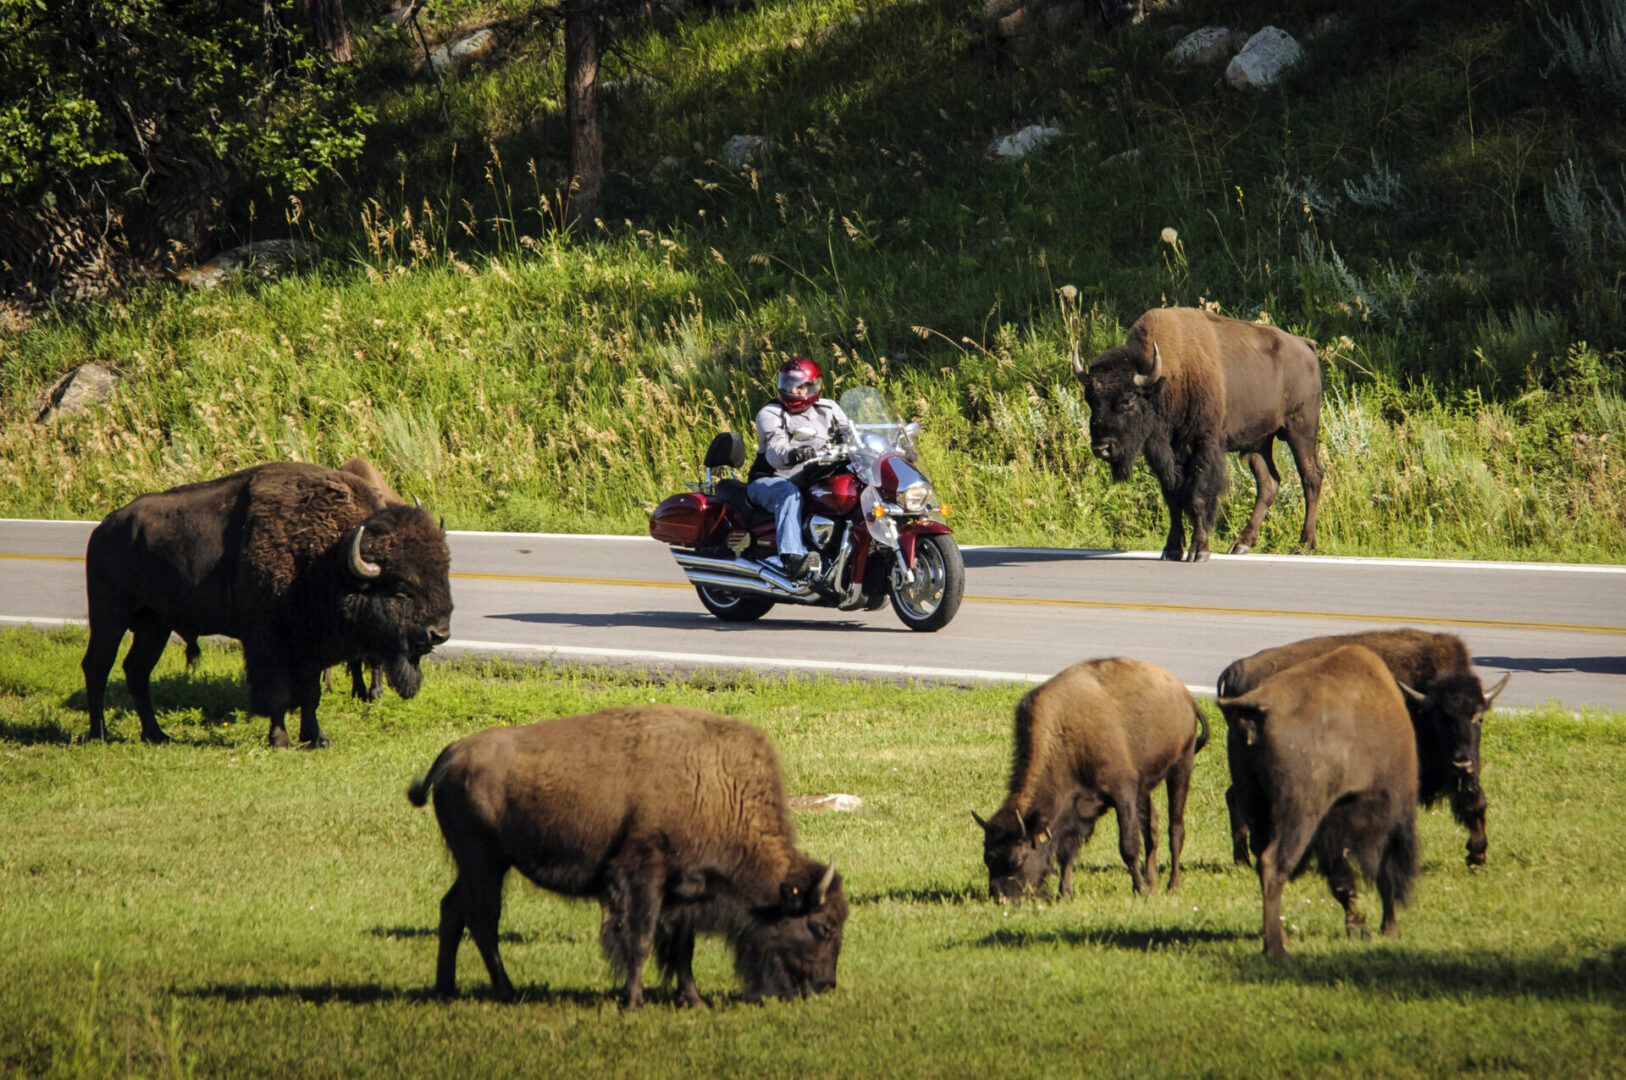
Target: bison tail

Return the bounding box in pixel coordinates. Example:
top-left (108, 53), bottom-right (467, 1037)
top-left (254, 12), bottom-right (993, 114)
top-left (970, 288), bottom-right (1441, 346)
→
top-left (1378, 816), bottom-right (1420, 908)
top-left (406, 745), bottom-right (456, 807)
top-left (1192, 699), bottom-right (1211, 755)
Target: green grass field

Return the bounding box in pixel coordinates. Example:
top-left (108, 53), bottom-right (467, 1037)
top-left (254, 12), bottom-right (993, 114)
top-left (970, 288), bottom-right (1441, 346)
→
top-left (2, 625), bottom-right (1622, 1079)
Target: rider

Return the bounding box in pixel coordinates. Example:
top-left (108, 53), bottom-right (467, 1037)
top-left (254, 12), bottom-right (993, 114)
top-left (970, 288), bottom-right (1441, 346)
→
top-left (748, 356), bottom-right (852, 581)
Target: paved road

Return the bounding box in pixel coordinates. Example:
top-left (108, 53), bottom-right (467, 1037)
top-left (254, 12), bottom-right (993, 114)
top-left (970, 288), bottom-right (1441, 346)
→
top-left (3, 519), bottom-right (1624, 709)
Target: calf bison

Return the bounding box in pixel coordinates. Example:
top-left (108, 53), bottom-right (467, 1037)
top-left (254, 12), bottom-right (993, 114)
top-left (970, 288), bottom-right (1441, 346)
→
top-left (1219, 644), bottom-right (1420, 956)
top-left (1071, 307), bottom-right (1324, 561)
top-left (407, 705), bottom-right (848, 1009)
top-left (82, 460), bottom-right (452, 747)
top-left (1218, 628), bottom-right (1508, 867)
top-left (973, 658), bottom-right (1208, 900)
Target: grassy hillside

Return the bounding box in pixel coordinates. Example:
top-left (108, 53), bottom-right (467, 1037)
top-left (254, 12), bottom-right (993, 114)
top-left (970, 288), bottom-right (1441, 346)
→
top-left (2, 627), bottom-right (1624, 1078)
top-left (1, 0), bottom-right (1623, 559)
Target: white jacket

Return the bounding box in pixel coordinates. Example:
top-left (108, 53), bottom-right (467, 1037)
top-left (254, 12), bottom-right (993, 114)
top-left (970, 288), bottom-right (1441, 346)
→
top-left (753, 398), bottom-right (852, 480)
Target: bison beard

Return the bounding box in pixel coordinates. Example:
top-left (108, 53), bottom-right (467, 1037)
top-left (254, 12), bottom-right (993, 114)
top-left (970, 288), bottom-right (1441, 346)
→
top-left (81, 462), bottom-right (452, 747)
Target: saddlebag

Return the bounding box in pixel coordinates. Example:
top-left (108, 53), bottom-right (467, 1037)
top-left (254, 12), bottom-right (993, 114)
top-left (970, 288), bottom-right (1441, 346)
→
top-left (649, 492), bottom-right (733, 547)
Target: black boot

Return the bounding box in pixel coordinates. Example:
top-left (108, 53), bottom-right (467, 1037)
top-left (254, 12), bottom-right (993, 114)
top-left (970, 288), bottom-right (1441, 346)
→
top-left (781, 551), bottom-right (821, 580)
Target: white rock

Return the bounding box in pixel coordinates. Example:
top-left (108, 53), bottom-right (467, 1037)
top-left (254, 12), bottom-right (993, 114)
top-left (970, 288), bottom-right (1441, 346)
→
top-left (989, 124), bottom-right (1062, 159)
top-left (428, 28), bottom-right (497, 74)
top-left (1165, 26), bottom-right (1244, 67)
top-left (1225, 26), bottom-right (1302, 90)
top-left (788, 793), bottom-right (864, 813)
top-left (36, 363), bottom-right (119, 422)
top-left (719, 134), bottom-right (768, 170)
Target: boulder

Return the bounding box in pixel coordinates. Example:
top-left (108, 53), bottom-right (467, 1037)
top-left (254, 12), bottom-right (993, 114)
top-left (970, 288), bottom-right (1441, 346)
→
top-left (989, 124), bottom-right (1062, 159)
top-left (1225, 26), bottom-right (1302, 90)
top-left (788, 794), bottom-right (863, 813)
top-left (996, 8), bottom-right (1031, 37)
top-left (719, 134), bottom-right (769, 170)
top-left (174, 240), bottom-right (314, 291)
top-left (36, 362), bottom-right (119, 422)
top-left (428, 28), bottom-right (497, 74)
top-left (1165, 26), bottom-right (1247, 67)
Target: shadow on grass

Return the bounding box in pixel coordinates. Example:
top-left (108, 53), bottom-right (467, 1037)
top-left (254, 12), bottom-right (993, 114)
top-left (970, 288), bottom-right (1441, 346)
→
top-left (368, 925), bottom-right (533, 945)
top-left (0, 718), bottom-right (76, 745)
top-left (178, 981), bottom-right (670, 1008)
top-left (851, 886), bottom-right (983, 906)
top-left (60, 669), bottom-right (247, 727)
top-left (972, 925), bottom-right (1254, 951)
top-left (1231, 944), bottom-right (1626, 1003)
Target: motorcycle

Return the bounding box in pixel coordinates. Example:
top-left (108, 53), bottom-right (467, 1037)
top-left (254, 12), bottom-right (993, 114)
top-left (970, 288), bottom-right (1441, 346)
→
top-left (649, 386), bottom-right (965, 631)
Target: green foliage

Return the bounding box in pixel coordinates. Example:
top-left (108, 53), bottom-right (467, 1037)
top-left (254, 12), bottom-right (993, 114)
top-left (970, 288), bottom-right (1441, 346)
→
top-left (1, 627), bottom-right (1624, 1077)
top-left (0, 0), bottom-right (371, 201)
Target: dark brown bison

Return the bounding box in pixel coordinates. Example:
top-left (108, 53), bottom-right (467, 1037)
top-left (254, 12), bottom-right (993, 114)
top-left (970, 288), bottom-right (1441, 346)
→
top-left (82, 460), bottom-right (452, 747)
top-left (331, 457), bottom-right (411, 702)
top-left (1071, 307), bottom-right (1324, 561)
top-left (973, 658), bottom-right (1208, 900)
top-left (1217, 628), bottom-right (1508, 867)
top-left (1219, 644), bottom-right (1420, 956)
top-left (407, 705), bottom-right (848, 1009)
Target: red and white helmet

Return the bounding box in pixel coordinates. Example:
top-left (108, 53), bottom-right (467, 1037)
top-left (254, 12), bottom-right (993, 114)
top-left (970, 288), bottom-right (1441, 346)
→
top-left (776, 357), bottom-right (823, 415)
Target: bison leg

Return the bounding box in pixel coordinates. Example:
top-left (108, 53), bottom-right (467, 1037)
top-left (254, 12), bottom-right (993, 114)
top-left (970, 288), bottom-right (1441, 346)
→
top-left (1453, 783), bottom-right (1489, 867)
top-left (1111, 792), bottom-right (1148, 894)
top-left (603, 857), bottom-right (664, 1010)
top-left (1164, 762), bottom-right (1193, 892)
top-left (121, 615), bottom-right (174, 744)
top-left (1318, 844), bottom-right (1369, 940)
top-left (1224, 785), bottom-right (1252, 865)
top-left (1283, 418), bottom-right (1323, 552)
top-left (1138, 792), bottom-right (1159, 893)
top-left (1157, 484), bottom-right (1186, 562)
top-left (82, 613), bottom-right (130, 741)
top-left (1256, 815), bottom-right (1315, 957)
top-left (1183, 443), bottom-right (1227, 562)
top-left (656, 917), bottom-right (704, 1008)
top-left (294, 671), bottom-right (329, 748)
top-left (1054, 828), bottom-right (1085, 901)
top-left (449, 862), bottom-right (517, 1001)
top-left (1230, 445), bottom-right (1280, 555)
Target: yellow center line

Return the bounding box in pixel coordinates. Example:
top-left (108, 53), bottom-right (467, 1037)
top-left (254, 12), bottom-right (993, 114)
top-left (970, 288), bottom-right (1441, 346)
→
top-left (8, 555), bottom-right (1620, 636)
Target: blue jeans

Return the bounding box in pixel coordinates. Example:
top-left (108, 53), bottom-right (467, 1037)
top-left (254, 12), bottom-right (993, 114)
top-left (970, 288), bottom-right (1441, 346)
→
top-left (746, 476), bottom-right (805, 558)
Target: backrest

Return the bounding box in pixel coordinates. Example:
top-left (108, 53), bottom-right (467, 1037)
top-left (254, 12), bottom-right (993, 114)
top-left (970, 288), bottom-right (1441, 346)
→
top-left (705, 432), bottom-right (746, 470)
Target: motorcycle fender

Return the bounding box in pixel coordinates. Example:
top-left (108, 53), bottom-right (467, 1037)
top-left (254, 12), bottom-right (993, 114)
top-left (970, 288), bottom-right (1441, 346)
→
top-left (897, 520), bottom-right (953, 569)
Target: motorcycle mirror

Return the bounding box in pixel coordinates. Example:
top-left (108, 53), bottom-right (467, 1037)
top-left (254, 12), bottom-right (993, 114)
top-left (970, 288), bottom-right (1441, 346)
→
top-left (791, 427), bottom-right (820, 442)
top-left (903, 421), bottom-right (921, 440)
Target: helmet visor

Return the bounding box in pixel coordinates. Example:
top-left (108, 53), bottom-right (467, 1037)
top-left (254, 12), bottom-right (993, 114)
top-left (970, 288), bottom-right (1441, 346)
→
top-left (777, 370), bottom-right (822, 401)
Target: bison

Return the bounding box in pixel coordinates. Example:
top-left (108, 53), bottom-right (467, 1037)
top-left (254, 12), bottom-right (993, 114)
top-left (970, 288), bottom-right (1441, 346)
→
top-left (973, 658), bottom-right (1208, 900)
top-left (1217, 628), bottom-right (1508, 867)
top-left (407, 705), bottom-right (848, 1009)
top-left (82, 460), bottom-right (452, 747)
top-left (1219, 644), bottom-right (1421, 956)
top-left (1070, 307), bottom-right (1324, 561)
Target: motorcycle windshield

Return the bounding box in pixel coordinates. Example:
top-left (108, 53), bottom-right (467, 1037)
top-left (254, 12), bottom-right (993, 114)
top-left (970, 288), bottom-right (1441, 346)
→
top-left (837, 386), bottom-right (917, 473)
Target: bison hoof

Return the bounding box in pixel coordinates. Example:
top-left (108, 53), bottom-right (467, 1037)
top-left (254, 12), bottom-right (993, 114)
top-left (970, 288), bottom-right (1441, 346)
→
top-left (300, 734), bottom-right (331, 749)
top-left (1228, 542), bottom-right (1252, 555)
top-left (1187, 549), bottom-right (1211, 563)
top-left (268, 729), bottom-right (292, 749)
top-left (141, 729), bottom-right (173, 746)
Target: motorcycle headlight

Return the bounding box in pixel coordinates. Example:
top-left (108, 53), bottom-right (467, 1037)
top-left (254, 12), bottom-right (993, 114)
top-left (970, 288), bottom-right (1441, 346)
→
top-left (898, 481), bottom-right (931, 514)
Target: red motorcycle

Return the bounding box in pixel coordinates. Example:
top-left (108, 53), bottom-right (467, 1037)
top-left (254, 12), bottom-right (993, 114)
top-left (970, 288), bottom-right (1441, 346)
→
top-left (649, 386), bottom-right (965, 631)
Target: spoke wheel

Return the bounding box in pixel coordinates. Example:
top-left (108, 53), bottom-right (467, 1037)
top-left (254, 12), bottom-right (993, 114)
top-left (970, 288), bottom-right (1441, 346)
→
top-left (695, 584), bottom-right (775, 622)
top-left (889, 533), bottom-right (964, 631)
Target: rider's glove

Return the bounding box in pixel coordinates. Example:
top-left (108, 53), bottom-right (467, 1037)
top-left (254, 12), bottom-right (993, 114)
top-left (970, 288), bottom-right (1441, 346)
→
top-left (787, 445), bottom-right (818, 465)
top-left (831, 423), bottom-right (852, 443)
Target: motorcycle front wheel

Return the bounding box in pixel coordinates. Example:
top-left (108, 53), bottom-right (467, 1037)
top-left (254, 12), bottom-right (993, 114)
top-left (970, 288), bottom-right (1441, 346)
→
top-left (695, 584), bottom-right (776, 622)
top-left (890, 533), bottom-right (964, 632)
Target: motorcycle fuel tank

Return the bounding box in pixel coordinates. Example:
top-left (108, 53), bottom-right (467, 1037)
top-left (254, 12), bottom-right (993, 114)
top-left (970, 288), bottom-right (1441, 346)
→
top-left (649, 492), bottom-right (732, 546)
top-left (807, 472), bottom-right (860, 515)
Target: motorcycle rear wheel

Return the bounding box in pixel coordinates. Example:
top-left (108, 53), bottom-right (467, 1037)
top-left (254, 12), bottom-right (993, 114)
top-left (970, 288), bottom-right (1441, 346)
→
top-left (695, 584), bottom-right (776, 622)
top-left (890, 533), bottom-right (964, 631)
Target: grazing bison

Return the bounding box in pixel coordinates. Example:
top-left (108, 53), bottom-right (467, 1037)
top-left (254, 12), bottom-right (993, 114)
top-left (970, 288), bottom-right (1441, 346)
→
top-left (1070, 307), bottom-right (1324, 561)
top-left (1219, 645), bottom-right (1421, 956)
top-left (1217, 629), bottom-right (1508, 867)
top-left (973, 658), bottom-right (1208, 900)
top-left (407, 705), bottom-right (848, 1009)
top-left (82, 460), bottom-right (452, 747)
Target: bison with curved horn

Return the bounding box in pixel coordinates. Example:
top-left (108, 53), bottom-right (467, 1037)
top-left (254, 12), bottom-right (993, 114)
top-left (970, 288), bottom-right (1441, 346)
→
top-left (1071, 307), bottom-right (1324, 561)
top-left (82, 460), bottom-right (452, 747)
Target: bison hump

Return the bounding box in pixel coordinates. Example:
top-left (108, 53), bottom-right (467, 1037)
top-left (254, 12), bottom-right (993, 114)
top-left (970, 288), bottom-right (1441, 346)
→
top-left (240, 465), bottom-right (373, 595)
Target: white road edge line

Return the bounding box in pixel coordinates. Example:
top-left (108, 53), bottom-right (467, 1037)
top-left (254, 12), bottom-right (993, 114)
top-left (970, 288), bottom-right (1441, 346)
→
top-left (6, 521), bottom-right (1623, 574)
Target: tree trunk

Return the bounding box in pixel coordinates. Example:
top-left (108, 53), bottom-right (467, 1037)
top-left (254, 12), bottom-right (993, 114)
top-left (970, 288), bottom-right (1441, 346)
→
top-left (563, 0), bottom-right (605, 229)
top-left (296, 0), bottom-right (354, 64)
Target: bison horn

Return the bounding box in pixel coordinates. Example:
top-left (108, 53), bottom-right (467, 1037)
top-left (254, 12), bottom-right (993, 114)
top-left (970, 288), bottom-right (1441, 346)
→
top-left (1397, 681), bottom-right (1428, 704)
top-left (1069, 341), bottom-right (1084, 376)
top-left (812, 862), bottom-right (836, 909)
top-left (348, 525), bottom-right (382, 579)
top-left (413, 495), bottom-right (423, 509)
top-left (970, 810), bottom-right (990, 832)
top-left (1483, 672), bottom-right (1511, 707)
top-left (1133, 341), bottom-right (1166, 388)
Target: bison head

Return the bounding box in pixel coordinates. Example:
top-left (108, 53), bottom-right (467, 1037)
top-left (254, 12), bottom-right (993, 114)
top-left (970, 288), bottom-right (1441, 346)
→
top-left (1072, 341), bottom-right (1167, 483)
top-left (734, 861), bottom-right (846, 1001)
top-left (335, 505), bottom-right (453, 698)
top-left (1400, 671), bottom-right (1509, 796)
top-left (974, 806), bottom-right (1066, 902)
